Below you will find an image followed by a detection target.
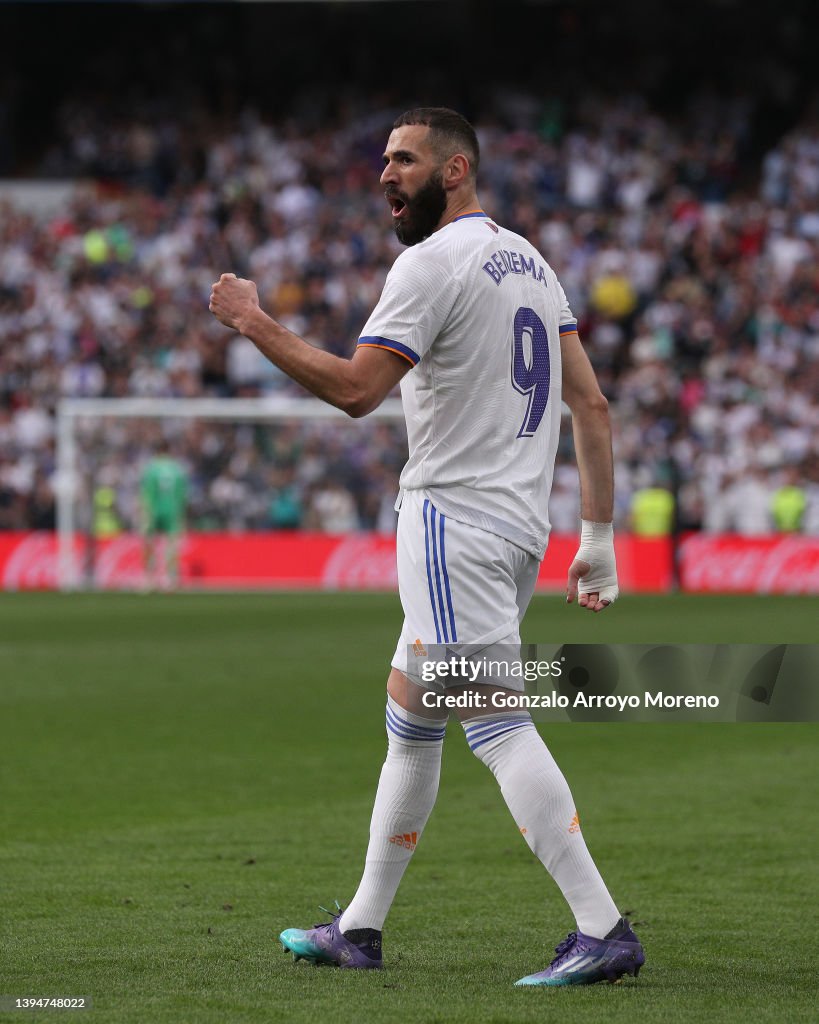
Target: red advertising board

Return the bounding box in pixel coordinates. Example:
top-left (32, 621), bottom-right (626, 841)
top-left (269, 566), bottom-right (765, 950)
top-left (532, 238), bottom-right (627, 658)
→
top-left (679, 533), bottom-right (819, 594)
top-left (6, 531), bottom-right (817, 594)
top-left (0, 531), bottom-right (673, 593)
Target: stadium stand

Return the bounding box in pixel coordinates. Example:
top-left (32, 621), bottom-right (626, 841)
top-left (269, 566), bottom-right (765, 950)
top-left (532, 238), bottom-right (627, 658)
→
top-left (0, 3), bottom-right (817, 537)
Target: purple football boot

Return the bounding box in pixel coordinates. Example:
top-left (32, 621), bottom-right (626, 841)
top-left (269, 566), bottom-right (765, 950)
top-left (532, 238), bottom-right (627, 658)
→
top-left (279, 903), bottom-right (382, 969)
top-left (515, 917), bottom-right (645, 986)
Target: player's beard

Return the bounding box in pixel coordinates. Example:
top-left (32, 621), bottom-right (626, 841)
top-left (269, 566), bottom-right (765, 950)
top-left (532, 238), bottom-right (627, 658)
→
top-left (390, 171), bottom-right (448, 246)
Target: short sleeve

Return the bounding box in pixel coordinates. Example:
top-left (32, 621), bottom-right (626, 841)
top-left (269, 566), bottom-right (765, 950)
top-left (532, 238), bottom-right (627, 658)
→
top-left (557, 282), bottom-right (578, 338)
top-left (357, 250), bottom-right (461, 367)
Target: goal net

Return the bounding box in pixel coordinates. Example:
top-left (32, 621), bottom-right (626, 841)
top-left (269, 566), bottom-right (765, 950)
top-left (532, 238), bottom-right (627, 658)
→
top-left (55, 397), bottom-right (407, 591)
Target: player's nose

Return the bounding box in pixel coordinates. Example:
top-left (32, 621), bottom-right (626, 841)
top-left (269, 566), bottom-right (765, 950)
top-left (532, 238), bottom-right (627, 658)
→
top-left (380, 161), bottom-right (398, 186)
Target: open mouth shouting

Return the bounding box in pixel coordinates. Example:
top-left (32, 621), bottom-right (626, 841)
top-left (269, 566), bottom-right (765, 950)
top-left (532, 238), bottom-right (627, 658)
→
top-left (385, 189), bottom-right (408, 220)
top-left (385, 172), bottom-right (446, 245)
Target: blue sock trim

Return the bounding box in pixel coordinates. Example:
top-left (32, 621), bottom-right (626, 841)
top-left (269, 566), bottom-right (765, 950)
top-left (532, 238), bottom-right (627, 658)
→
top-left (463, 714), bottom-right (531, 738)
top-left (463, 716), bottom-right (534, 752)
top-left (386, 704), bottom-right (446, 743)
top-left (463, 715), bottom-right (531, 737)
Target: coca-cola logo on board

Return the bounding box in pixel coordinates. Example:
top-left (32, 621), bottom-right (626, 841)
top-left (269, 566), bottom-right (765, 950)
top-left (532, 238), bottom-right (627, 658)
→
top-left (2, 533), bottom-right (61, 590)
top-left (322, 536), bottom-right (397, 589)
top-left (681, 536), bottom-right (819, 594)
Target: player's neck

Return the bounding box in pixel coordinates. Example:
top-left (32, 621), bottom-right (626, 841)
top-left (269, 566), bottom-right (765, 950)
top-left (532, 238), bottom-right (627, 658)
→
top-left (437, 192), bottom-right (483, 231)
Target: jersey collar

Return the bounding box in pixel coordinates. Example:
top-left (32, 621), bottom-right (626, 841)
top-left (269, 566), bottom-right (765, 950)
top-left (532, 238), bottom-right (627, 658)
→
top-left (452, 209), bottom-right (489, 222)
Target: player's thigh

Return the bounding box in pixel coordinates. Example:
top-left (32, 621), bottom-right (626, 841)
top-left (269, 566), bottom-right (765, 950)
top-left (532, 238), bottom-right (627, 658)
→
top-left (391, 491), bottom-right (527, 679)
top-left (147, 513), bottom-right (169, 535)
top-left (396, 490), bottom-right (522, 644)
top-left (153, 513), bottom-right (183, 537)
top-left (387, 667), bottom-right (448, 721)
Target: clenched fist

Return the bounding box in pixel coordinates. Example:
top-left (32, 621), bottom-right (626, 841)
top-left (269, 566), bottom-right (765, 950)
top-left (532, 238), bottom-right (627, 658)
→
top-left (209, 273), bottom-right (260, 333)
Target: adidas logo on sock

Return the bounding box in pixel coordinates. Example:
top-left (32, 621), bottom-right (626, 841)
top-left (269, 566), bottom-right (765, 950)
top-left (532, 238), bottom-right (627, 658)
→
top-left (568, 812), bottom-right (581, 834)
top-left (388, 831), bottom-right (418, 850)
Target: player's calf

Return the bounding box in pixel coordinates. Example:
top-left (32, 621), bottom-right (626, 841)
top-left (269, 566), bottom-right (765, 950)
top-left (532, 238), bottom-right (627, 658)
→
top-left (281, 697), bottom-right (445, 968)
top-left (462, 705), bottom-right (623, 942)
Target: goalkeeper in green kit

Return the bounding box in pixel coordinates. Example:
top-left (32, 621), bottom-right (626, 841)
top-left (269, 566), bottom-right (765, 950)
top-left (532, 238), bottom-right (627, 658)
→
top-left (140, 441), bottom-right (187, 591)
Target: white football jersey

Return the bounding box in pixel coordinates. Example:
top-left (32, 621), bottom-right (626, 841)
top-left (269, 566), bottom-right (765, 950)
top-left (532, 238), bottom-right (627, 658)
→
top-left (358, 210), bottom-right (578, 559)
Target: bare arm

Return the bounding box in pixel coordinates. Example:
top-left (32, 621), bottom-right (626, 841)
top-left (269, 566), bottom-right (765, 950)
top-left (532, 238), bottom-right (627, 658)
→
top-left (560, 331), bottom-right (614, 522)
top-left (209, 274), bottom-right (410, 417)
top-left (560, 331), bottom-right (618, 611)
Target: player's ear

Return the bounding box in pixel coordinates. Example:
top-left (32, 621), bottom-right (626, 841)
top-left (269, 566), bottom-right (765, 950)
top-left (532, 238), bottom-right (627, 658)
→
top-left (445, 153), bottom-right (470, 189)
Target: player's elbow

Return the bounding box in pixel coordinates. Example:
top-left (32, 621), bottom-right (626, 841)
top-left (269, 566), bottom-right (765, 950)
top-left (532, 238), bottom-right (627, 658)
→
top-left (339, 369), bottom-right (391, 418)
top-left (339, 383), bottom-right (380, 419)
top-left (344, 396), bottom-right (373, 419)
top-left (587, 391), bottom-right (609, 418)
top-left (565, 386), bottom-right (609, 419)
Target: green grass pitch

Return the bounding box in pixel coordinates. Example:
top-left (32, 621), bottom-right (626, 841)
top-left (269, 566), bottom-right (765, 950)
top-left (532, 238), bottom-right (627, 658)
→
top-left (0, 593), bottom-right (816, 1023)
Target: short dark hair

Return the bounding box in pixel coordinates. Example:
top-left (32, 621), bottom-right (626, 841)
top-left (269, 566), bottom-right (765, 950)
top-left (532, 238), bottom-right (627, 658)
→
top-left (393, 107), bottom-right (480, 179)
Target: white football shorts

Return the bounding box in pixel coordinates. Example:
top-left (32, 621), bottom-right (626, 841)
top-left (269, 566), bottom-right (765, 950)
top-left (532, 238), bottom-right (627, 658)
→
top-left (390, 489), bottom-right (541, 690)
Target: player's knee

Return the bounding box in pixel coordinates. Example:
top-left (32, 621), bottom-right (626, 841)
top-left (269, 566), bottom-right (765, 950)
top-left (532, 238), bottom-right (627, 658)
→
top-left (385, 695), bottom-right (447, 747)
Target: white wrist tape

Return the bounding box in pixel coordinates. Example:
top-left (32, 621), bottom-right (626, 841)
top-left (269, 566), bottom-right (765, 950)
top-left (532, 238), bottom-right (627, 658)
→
top-left (574, 520), bottom-right (619, 603)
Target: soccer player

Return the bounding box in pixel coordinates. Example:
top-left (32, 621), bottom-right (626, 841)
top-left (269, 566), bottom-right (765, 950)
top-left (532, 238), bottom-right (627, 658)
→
top-left (209, 108), bottom-right (645, 986)
top-left (140, 440), bottom-right (187, 591)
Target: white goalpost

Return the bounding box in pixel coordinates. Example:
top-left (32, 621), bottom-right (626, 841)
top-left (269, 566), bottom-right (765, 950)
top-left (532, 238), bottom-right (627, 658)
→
top-left (55, 396), bottom-right (406, 592)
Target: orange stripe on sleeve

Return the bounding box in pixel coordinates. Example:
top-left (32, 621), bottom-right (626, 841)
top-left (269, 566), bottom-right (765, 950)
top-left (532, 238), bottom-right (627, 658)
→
top-left (357, 342), bottom-right (417, 367)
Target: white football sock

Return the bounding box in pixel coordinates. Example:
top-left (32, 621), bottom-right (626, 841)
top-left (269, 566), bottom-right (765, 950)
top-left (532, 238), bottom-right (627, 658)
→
top-left (463, 712), bottom-right (620, 938)
top-left (339, 696), bottom-right (445, 933)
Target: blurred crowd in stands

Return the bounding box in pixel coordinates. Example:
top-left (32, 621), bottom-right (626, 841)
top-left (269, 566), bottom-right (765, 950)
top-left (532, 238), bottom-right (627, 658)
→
top-left (1, 88), bottom-right (818, 536)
